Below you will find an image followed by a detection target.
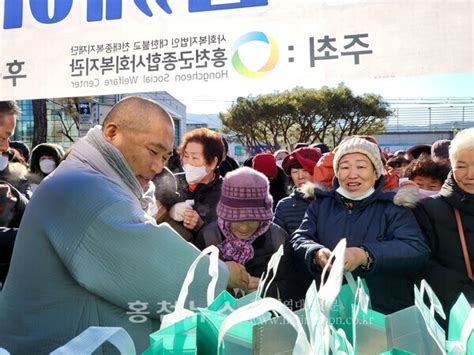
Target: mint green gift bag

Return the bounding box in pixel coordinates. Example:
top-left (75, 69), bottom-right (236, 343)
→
top-left (144, 315), bottom-right (197, 355)
top-left (143, 245), bottom-right (221, 355)
top-left (217, 297), bottom-right (313, 355)
top-left (196, 245), bottom-right (285, 355)
top-left (384, 279), bottom-right (446, 355)
top-left (351, 276), bottom-right (388, 355)
top-left (446, 293), bottom-right (474, 355)
top-left (252, 239), bottom-right (354, 355)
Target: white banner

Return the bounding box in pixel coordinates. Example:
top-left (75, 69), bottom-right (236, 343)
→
top-left (0, 0), bottom-right (472, 100)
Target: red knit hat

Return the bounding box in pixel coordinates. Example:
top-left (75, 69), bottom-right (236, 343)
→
top-left (282, 147), bottom-right (322, 176)
top-left (252, 153), bottom-right (278, 179)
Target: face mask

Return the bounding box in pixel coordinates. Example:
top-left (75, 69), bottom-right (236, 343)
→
top-left (39, 159), bottom-right (56, 174)
top-left (276, 159), bottom-right (283, 169)
top-left (418, 188), bottom-right (439, 198)
top-left (182, 164), bottom-right (208, 183)
top-left (336, 186), bottom-right (375, 201)
top-left (0, 155), bottom-right (8, 171)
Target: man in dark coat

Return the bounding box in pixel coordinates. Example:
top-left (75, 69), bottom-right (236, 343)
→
top-left (0, 182), bottom-right (28, 287)
top-left (219, 137), bottom-right (239, 177)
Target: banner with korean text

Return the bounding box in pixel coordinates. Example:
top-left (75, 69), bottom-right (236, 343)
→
top-left (0, 0), bottom-right (472, 100)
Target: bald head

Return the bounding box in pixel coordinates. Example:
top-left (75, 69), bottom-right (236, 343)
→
top-left (103, 96), bottom-right (174, 134)
top-left (102, 96), bottom-right (175, 187)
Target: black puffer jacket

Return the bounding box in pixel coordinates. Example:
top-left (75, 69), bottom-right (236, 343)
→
top-left (176, 172), bottom-right (223, 229)
top-left (274, 188), bottom-right (310, 237)
top-left (0, 181), bottom-right (28, 286)
top-left (195, 222), bottom-right (305, 307)
top-left (414, 172), bottom-right (474, 321)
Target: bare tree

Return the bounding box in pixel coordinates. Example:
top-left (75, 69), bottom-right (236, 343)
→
top-left (32, 99), bottom-right (47, 147)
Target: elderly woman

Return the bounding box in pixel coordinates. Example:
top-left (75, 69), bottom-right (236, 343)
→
top-left (273, 147), bottom-right (322, 236)
top-left (414, 128), bottom-right (474, 324)
top-left (196, 167), bottom-right (301, 304)
top-left (169, 128), bottom-right (225, 240)
top-left (291, 137), bottom-right (430, 314)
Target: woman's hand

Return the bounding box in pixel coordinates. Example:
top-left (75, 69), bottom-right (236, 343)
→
top-left (248, 276), bottom-right (260, 292)
top-left (344, 247), bottom-right (367, 272)
top-left (314, 248), bottom-right (332, 269)
top-left (225, 261), bottom-right (250, 292)
top-left (183, 208), bottom-right (203, 231)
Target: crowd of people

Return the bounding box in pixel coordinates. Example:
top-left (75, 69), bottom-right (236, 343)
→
top-left (0, 97), bottom-right (473, 353)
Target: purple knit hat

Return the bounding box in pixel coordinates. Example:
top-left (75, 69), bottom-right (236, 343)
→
top-left (217, 167), bottom-right (273, 222)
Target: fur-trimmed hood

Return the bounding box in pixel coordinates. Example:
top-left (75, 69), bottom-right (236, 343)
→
top-left (29, 143), bottom-right (64, 175)
top-left (300, 181), bottom-right (329, 200)
top-left (393, 183), bottom-right (424, 208)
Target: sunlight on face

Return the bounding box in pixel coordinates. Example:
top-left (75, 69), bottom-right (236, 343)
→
top-left (337, 153), bottom-right (377, 195)
top-left (452, 149), bottom-right (474, 194)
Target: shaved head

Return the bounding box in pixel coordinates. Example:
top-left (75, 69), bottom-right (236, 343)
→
top-left (102, 96), bottom-right (174, 133)
top-left (101, 96), bottom-right (175, 186)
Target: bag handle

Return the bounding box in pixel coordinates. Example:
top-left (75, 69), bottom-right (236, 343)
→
top-left (318, 238), bottom-right (347, 314)
top-left (255, 244), bottom-right (284, 299)
top-left (161, 245), bottom-right (219, 329)
top-left (305, 281), bottom-right (323, 352)
top-left (50, 327), bottom-right (136, 355)
top-left (344, 272), bottom-right (357, 294)
top-left (175, 245), bottom-right (220, 309)
top-left (454, 208), bottom-right (473, 281)
top-left (418, 279), bottom-right (446, 319)
top-left (218, 297), bottom-right (313, 355)
top-left (351, 276), bottom-right (370, 350)
top-left (414, 280), bottom-right (446, 354)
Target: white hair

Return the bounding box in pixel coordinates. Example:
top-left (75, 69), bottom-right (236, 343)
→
top-left (449, 127), bottom-right (474, 164)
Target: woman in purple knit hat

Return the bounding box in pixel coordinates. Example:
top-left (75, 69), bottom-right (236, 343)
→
top-left (195, 167), bottom-right (303, 306)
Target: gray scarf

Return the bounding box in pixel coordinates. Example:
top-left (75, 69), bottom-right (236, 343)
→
top-left (70, 126), bottom-right (155, 213)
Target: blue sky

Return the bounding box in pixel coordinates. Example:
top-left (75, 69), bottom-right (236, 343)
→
top-left (182, 71), bottom-right (474, 113)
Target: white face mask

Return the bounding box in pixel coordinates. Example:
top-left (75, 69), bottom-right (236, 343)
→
top-left (182, 164), bottom-right (208, 183)
top-left (39, 159), bottom-right (56, 174)
top-left (336, 186), bottom-right (376, 201)
top-left (418, 188), bottom-right (439, 198)
top-left (0, 155), bottom-right (8, 171)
